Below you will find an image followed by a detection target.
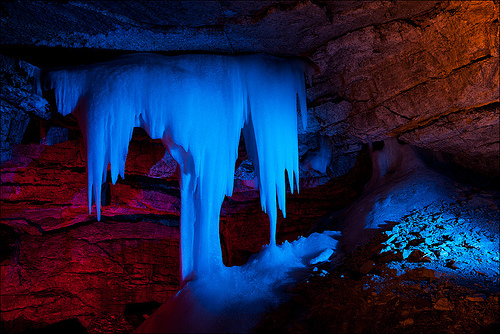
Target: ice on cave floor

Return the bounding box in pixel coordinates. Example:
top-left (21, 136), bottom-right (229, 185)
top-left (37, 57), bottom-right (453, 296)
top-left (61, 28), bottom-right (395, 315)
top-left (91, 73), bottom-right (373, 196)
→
top-left (46, 52), bottom-right (308, 281)
top-left (310, 248), bottom-right (335, 265)
top-left (333, 137), bottom-right (499, 290)
top-left (136, 230), bottom-right (340, 333)
top-left (337, 138), bottom-right (458, 251)
top-left (380, 198), bottom-right (500, 280)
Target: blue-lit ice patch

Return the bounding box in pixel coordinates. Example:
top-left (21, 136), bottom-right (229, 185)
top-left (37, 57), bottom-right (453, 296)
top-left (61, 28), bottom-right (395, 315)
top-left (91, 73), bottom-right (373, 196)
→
top-left (335, 138), bottom-right (498, 290)
top-left (194, 231), bottom-right (339, 307)
top-left (136, 231), bottom-right (339, 333)
top-left (339, 138), bottom-right (456, 250)
top-left (381, 191), bottom-right (500, 286)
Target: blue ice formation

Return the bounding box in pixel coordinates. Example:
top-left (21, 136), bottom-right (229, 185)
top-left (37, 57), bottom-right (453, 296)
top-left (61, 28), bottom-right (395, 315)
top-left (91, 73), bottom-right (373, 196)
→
top-left (136, 230), bottom-right (340, 333)
top-left (46, 53), bottom-right (308, 281)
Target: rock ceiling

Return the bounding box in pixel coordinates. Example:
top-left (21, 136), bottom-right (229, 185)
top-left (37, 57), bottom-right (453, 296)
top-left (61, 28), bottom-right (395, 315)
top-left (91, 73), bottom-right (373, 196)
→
top-left (1, 0), bottom-right (499, 176)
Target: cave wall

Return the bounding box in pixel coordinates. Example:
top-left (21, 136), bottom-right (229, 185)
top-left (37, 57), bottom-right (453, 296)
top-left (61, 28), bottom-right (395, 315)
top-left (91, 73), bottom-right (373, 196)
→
top-left (308, 0), bottom-right (499, 176)
top-left (1, 0), bottom-right (499, 331)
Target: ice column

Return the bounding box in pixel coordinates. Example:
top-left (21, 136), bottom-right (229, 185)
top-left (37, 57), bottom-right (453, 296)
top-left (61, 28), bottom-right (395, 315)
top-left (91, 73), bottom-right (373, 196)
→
top-left (46, 53), bottom-right (307, 281)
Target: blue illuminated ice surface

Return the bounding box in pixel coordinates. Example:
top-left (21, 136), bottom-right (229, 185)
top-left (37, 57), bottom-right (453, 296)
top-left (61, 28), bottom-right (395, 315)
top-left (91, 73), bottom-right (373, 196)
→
top-left (47, 53), bottom-right (338, 332)
top-left (47, 52), bottom-right (308, 282)
top-left (338, 138), bottom-right (499, 292)
top-left (381, 191), bottom-right (499, 283)
top-left (137, 231), bottom-right (339, 333)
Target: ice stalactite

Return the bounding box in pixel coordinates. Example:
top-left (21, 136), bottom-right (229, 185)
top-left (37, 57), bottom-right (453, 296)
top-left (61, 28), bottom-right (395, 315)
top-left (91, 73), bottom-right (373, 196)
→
top-left (46, 53), bottom-right (307, 281)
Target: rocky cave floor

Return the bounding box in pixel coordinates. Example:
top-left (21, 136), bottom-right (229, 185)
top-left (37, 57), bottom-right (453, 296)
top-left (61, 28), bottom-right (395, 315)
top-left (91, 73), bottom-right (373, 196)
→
top-left (254, 184), bottom-right (500, 334)
top-left (38, 180), bottom-right (498, 334)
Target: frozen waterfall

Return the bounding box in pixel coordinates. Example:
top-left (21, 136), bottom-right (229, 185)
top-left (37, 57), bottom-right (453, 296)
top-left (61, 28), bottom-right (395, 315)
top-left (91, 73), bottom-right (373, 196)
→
top-left (46, 53), bottom-right (307, 281)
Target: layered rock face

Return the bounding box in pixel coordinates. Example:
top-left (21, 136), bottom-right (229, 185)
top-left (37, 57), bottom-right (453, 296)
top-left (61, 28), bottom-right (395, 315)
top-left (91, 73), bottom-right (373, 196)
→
top-left (1, 0), bottom-right (498, 332)
top-left (308, 1), bottom-right (499, 177)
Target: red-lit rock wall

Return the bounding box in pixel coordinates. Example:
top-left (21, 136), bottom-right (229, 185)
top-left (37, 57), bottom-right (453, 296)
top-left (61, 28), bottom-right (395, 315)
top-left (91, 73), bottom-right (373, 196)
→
top-left (1, 131), bottom-right (182, 331)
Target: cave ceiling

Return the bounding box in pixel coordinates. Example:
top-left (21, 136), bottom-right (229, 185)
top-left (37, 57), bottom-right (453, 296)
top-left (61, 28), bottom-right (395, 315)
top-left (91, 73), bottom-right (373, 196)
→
top-left (1, 0), bottom-right (499, 176)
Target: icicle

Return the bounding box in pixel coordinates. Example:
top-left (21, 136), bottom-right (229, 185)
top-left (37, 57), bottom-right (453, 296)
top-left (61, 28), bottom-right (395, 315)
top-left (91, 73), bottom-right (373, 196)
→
top-left (241, 55), bottom-right (306, 246)
top-left (46, 53), bottom-right (307, 281)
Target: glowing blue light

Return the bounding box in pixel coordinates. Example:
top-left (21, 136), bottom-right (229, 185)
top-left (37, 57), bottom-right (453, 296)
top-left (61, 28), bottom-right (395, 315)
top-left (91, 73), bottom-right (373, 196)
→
top-left (47, 53), bottom-right (308, 282)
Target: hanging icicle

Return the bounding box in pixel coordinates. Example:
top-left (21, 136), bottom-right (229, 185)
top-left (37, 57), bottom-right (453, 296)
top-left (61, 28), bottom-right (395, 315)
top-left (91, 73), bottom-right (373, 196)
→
top-left (46, 53), bottom-right (307, 281)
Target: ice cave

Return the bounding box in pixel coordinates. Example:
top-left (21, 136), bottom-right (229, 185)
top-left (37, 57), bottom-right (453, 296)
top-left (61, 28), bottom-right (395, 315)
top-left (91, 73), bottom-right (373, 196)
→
top-left (1, 1), bottom-right (499, 333)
